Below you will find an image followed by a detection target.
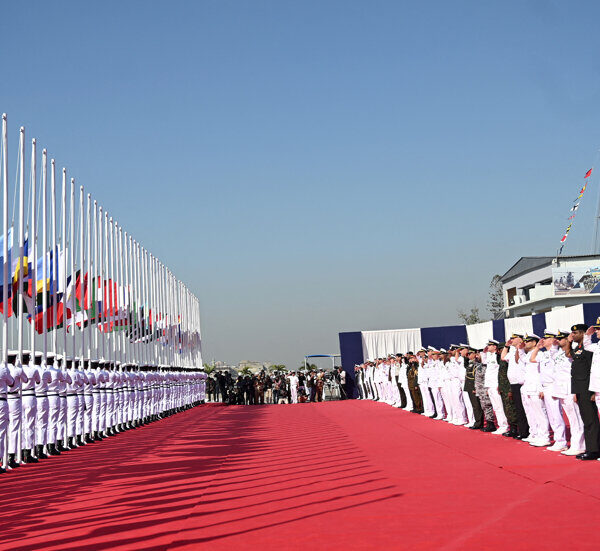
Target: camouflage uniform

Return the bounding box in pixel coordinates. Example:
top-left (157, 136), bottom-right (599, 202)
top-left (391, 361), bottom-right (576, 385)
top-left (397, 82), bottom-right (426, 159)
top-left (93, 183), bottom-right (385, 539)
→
top-left (474, 360), bottom-right (494, 422)
top-left (498, 358), bottom-right (517, 425)
top-left (407, 361), bottom-right (423, 413)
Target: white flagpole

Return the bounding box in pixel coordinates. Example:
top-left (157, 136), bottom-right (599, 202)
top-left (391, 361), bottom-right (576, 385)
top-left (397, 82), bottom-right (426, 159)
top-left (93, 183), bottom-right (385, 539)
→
top-left (149, 253), bottom-right (156, 366)
top-left (29, 138), bottom-right (37, 359)
top-left (99, 207), bottom-right (105, 361)
top-left (70, 179), bottom-right (75, 362)
top-left (108, 216), bottom-right (114, 367)
top-left (42, 149), bottom-right (48, 361)
top-left (79, 185), bottom-right (84, 362)
top-left (104, 211), bottom-right (110, 363)
top-left (2, 114), bottom-right (8, 365)
top-left (116, 223), bottom-right (124, 366)
top-left (50, 160), bottom-right (57, 355)
top-left (61, 169), bottom-right (67, 361)
top-left (86, 194), bottom-right (91, 360)
top-left (93, 201), bottom-right (98, 359)
top-left (124, 231), bottom-right (131, 365)
top-left (17, 127), bottom-right (25, 365)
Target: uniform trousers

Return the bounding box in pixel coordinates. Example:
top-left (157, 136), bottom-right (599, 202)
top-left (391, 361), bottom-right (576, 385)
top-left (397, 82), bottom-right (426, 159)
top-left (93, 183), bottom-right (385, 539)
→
top-left (84, 394), bottom-right (94, 434)
top-left (419, 384), bottom-right (435, 416)
top-left (58, 396), bottom-right (68, 441)
top-left (35, 396), bottom-right (49, 446)
top-left (47, 395), bottom-right (61, 443)
top-left (466, 389), bottom-right (483, 427)
top-left (66, 395), bottom-right (79, 438)
top-left (22, 395), bottom-right (37, 450)
top-left (554, 394), bottom-right (585, 451)
top-left (521, 390), bottom-right (549, 441)
top-left (99, 391), bottom-right (107, 431)
top-left (462, 390), bottom-right (475, 425)
top-left (575, 391), bottom-right (600, 454)
top-left (450, 381), bottom-right (468, 423)
top-left (510, 383), bottom-right (530, 437)
top-left (400, 374), bottom-right (413, 409)
top-left (76, 394), bottom-right (85, 436)
top-left (431, 387), bottom-right (445, 418)
top-left (92, 392), bottom-right (101, 432)
top-left (7, 397), bottom-right (22, 455)
top-left (541, 390), bottom-right (566, 447)
top-left (106, 394), bottom-right (115, 428)
top-left (0, 400), bottom-right (8, 460)
top-left (440, 385), bottom-right (453, 419)
top-left (290, 388), bottom-right (298, 404)
top-left (487, 387), bottom-right (508, 430)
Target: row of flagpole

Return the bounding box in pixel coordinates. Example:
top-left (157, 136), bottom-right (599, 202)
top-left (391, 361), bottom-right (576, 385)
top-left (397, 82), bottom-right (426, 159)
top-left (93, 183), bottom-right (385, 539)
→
top-left (0, 114), bottom-right (202, 369)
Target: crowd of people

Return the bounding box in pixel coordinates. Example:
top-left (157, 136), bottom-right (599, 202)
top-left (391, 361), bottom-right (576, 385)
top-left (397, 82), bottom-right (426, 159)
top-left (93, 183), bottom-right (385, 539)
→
top-left (354, 322), bottom-right (600, 460)
top-left (0, 351), bottom-right (206, 473)
top-left (206, 368), bottom-right (347, 405)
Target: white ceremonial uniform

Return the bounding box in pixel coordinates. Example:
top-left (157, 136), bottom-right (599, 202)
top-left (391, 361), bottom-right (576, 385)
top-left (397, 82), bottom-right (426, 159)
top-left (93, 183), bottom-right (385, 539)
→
top-left (91, 365), bottom-right (103, 434)
top-left (0, 363), bottom-right (15, 461)
top-left (58, 367), bottom-right (71, 444)
top-left (521, 350), bottom-right (550, 444)
top-left (538, 346), bottom-right (567, 449)
top-left (83, 368), bottom-right (95, 436)
top-left (418, 359), bottom-right (435, 416)
top-left (66, 367), bottom-right (82, 439)
top-left (551, 347), bottom-right (585, 453)
top-left (76, 366), bottom-right (88, 437)
top-left (429, 360), bottom-right (445, 419)
top-left (456, 355), bottom-right (474, 425)
top-left (7, 361), bottom-right (26, 456)
top-left (21, 362), bottom-right (41, 451)
top-left (483, 352), bottom-right (508, 432)
top-left (35, 362), bottom-right (52, 448)
top-left (289, 374), bottom-right (299, 403)
top-left (46, 364), bottom-right (65, 445)
top-left (99, 365), bottom-right (109, 433)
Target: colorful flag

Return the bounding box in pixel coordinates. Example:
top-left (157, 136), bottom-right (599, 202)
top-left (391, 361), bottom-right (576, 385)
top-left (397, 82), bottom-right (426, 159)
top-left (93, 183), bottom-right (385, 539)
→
top-left (585, 168), bottom-right (593, 178)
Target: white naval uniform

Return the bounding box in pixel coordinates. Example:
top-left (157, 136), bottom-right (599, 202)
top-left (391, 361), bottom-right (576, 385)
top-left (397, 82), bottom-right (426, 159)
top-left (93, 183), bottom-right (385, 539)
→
top-left (289, 375), bottom-right (299, 403)
top-left (58, 368), bottom-right (71, 443)
top-left (7, 362), bottom-right (26, 455)
top-left (538, 346), bottom-right (567, 448)
top-left (0, 363), bottom-right (15, 461)
top-left (521, 350), bottom-right (550, 443)
top-left (549, 347), bottom-right (585, 452)
top-left (83, 369), bottom-right (95, 436)
top-left (418, 359), bottom-right (435, 416)
top-left (483, 352), bottom-right (508, 432)
top-left (21, 362), bottom-right (41, 451)
top-left (66, 367), bottom-right (82, 438)
top-left (35, 363), bottom-right (52, 448)
top-left (46, 365), bottom-right (66, 445)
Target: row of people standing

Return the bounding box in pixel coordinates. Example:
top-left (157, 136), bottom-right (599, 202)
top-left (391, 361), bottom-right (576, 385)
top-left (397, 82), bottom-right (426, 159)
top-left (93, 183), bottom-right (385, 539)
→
top-left (206, 370), bottom-right (338, 405)
top-left (0, 350), bottom-right (207, 473)
top-left (354, 322), bottom-right (600, 460)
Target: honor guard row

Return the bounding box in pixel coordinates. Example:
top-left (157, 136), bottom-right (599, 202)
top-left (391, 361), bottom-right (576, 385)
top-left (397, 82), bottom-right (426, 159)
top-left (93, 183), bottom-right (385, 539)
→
top-left (354, 321), bottom-right (600, 461)
top-left (0, 352), bottom-right (207, 473)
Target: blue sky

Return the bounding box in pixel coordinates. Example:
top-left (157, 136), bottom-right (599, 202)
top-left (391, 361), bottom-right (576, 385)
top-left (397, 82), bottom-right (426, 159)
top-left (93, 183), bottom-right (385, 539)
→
top-left (2, 1), bottom-right (600, 368)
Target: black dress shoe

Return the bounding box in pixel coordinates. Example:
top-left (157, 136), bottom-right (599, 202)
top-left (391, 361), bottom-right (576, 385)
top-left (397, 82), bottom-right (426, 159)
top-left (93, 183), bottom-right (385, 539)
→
top-left (514, 434), bottom-right (529, 440)
top-left (36, 445), bottom-right (49, 459)
top-left (482, 424), bottom-right (497, 433)
top-left (0, 466), bottom-right (6, 474)
top-left (7, 454), bottom-right (19, 469)
top-left (469, 424), bottom-right (483, 430)
top-left (576, 452), bottom-right (600, 460)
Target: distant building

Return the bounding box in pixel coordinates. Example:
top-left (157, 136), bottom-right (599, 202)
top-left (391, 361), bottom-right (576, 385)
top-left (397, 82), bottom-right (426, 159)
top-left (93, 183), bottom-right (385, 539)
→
top-left (237, 361), bottom-right (272, 374)
top-left (501, 255), bottom-right (600, 318)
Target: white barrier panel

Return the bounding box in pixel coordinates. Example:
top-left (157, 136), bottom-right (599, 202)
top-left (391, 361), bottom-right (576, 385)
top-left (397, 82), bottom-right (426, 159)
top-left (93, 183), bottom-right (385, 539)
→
top-left (543, 304), bottom-right (584, 333)
top-left (361, 328), bottom-right (422, 361)
top-left (466, 320), bottom-right (494, 349)
top-left (504, 316), bottom-right (534, 338)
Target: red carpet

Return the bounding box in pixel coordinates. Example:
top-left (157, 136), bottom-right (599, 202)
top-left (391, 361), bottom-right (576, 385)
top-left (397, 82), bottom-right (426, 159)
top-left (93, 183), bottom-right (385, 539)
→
top-left (1, 400), bottom-right (599, 550)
